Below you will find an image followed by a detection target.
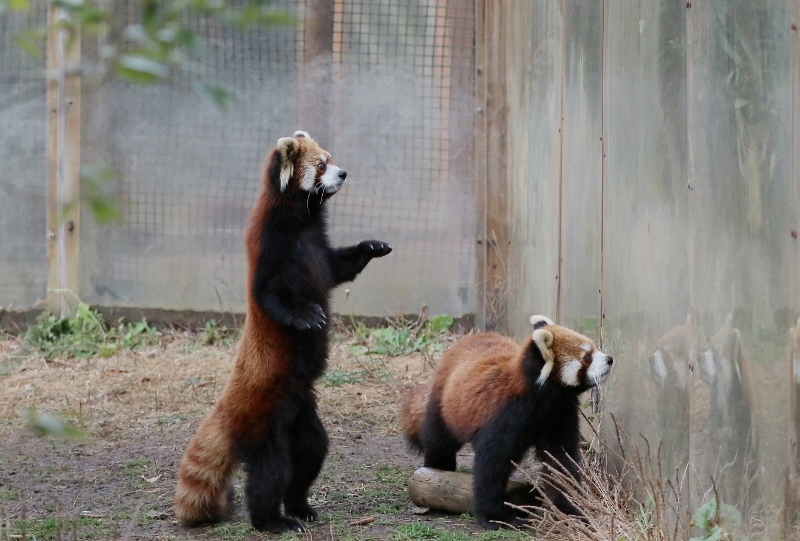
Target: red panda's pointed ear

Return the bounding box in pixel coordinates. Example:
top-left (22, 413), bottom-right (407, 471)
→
top-left (532, 328), bottom-right (555, 384)
top-left (276, 136), bottom-right (300, 192)
top-left (530, 314), bottom-right (554, 330)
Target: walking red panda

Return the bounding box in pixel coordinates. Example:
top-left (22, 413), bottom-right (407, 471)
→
top-left (174, 131), bottom-right (392, 533)
top-left (400, 315), bottom-right (613, 529)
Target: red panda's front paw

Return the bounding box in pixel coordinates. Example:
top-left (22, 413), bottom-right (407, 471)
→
top-left (285, 502), bottom-right (318, 522)
top-left (359, 240), bottom-right (392, 258)
top-left (290, 303), bottom-right (327, 330)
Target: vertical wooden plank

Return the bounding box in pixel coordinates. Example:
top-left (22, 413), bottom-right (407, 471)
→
top-left (475, 0), bottom-right (509, 332)
top-left (302, 0), bottom-right (334, 142)
top-left (787, 0), bottom-right (800, 530)
top-left (46, 5), bottom-right (81, 318)
top-left (504, 1), bottom-right (562, 337)
top-left (474, 0), bottom-right (489, 330)
top-left (557, 0), bottom-right (604, 336)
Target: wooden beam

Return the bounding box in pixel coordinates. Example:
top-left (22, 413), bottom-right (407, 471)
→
top-left (46, 5), bottom-right (81, 318)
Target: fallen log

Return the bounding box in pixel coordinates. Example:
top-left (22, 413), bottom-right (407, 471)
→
top-left (408, 467), bottom-right (538, 515)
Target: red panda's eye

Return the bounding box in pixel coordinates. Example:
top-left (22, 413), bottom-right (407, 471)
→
top-left (318, 163), bottom-right (326, 170)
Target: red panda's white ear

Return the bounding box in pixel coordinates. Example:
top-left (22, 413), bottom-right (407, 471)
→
top-left (293, 130), bottom-right (312, 141)
top-left (533, 328), bottom-right (555, 384)
top-left (530, 315), bottom-right (554, 330)
top-left (276, 136), bottom-right (300, 192)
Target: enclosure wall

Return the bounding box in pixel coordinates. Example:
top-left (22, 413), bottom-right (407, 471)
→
top-left (499, 0), bottom-right (800, 535)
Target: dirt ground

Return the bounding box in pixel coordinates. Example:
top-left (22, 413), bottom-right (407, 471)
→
top-left (0, 328), bottom-right (533, 541)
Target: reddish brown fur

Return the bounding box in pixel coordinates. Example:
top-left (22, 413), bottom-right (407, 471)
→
top-left (399, 382), bottom-right (432, 450)
top-left (174, 178), bottom-right (295, 525)
top-left (402, 327), bottom-right (600, 445)
top-left (175, 131), bottom-right (390, 531)
top-left (403, 333), bottom-right (526, 445)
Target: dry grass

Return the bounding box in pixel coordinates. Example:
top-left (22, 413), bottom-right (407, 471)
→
top-left (0, 324), bottom-right (439, 441)
top-left (2, 322), bottom-right (754, 541)
top-left (518, 417), bottom-right (689, 541)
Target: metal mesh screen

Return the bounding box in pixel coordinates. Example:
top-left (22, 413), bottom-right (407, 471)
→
top-left (74, 0), bottom-right (477, 318)
top-left (0, 6), bottom-right (48, 310)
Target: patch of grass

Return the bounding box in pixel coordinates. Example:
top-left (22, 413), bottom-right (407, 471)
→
top-left (24, 302), bottom-right (159, 360)
top-left (374, 465), bottom-right (408, 489)
top-left (9, 516), bottom-right (108, 540)
top-left (340, 315), bottom-right (454, 358)
top-left (122, 458), bottom-right (155, 483)
top-left (322, 365), bottom-right (371, 387)
top-left (395, 521), bottom-right (528, 540)
top-left (0, 487), bottom-right (21, 501)
top-left (196, 319), bottom-right (238, 346)
top-left (372, 502), bottom-right (406, 515)
top-left (207, 521), bottom-right (256, 538)
top-left (395, 523), bottom-right (471, 541)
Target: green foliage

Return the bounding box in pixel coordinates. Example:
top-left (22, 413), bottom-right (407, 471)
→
top-left (196, 319), bottom-right (238, 346)
top-left (24, 302), bottom-right (158, 360)
top-left (25, 408), bottom-right (88, 438)
top-left (346, 315), bottom-right (454, 358)
top-left (9, 0), bottom-right (294, 91)
top-left (321, 365), bottom-right (370, 387)
top-left (689, 498), bottom-right (743, 541)
top-left (0, 0), bottom-right (30, 13)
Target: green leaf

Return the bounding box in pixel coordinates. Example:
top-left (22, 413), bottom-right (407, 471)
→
top-left (15, 27), bottom-right (46, 57)
top-left (691, 498), bottom-right (717, 530)
top-left (25, 409), bottom-right (88, 439)
top-left (428, 315), bottom-right (454, 334)
top-left (115, 54), bottom-right (169, 83)
top-left (88, 196), bottom-right (121, 224)
top-left (5, 0), bottom-right (30, 11)
top-left (80, 164), bottom-right (121, 223)
top-left (194, 83), bottom-right (236, 110)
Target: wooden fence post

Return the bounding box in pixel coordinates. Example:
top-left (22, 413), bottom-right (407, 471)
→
top-left (46, 5), bottom-right (81, 318)
top-left (302, 0), bottom-right (334, 143)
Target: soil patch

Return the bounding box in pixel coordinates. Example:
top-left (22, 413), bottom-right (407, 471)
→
top-left (1, 332), bottom-right (530, 540)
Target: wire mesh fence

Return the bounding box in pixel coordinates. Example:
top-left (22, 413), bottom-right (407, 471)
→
top-left (0, 0), bottom-right (478, 319)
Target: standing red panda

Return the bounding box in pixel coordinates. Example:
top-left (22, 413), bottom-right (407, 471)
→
top-left (400, 315), bottom-right (613, 529)
top-left (174, 131), bottom-right (392, 533)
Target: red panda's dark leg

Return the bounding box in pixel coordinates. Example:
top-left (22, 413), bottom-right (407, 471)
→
top-left (284, 399), bottom-right (329, 521)
top-left (329, 241), bottom-right (392, 286)
top-left (535, 437), bottom-right (585, 519)
top-left (420, 399), bottom-right (461, 471)
top-left (471, 411), bottom-right (529, 529)
top-left (242, 427), bottom-right (305, 533)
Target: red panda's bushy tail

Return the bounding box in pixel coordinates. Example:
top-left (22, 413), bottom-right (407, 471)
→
top-left (174, 408), bottom-right (238, 526)
top-left (399, 382), bottom-right (432, 452)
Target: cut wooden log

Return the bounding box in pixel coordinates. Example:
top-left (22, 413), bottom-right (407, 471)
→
top-left (408, 467), bottom-right (538, 514)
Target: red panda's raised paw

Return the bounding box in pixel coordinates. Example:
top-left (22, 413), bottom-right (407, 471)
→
top-left (358, 240), bottom-right (392, 258)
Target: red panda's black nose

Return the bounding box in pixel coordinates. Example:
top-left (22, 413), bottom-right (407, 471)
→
top-left (607, 356), bottom-right (613, 365)
top-left (338, 170), bottom-right (347, 180)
